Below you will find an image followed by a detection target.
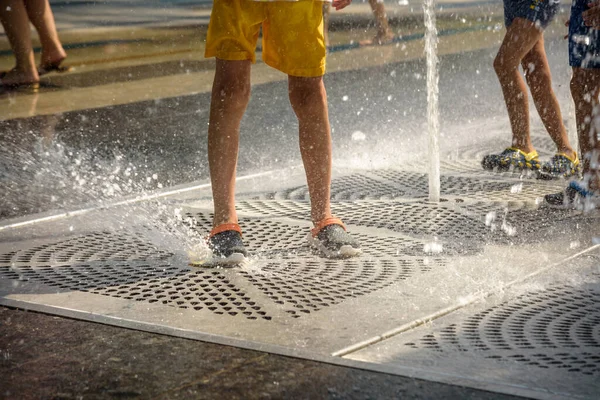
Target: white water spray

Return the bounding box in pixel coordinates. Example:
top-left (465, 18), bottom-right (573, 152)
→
top-left (424, 0), bottom-right (440, 202)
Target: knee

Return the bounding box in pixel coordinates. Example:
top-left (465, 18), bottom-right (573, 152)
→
top-left (288, 77), bottom-right (324, 112)
top-left (212, 69), bottom-right (251, 108)
top-left (493, 54), bottom-right (515, 80)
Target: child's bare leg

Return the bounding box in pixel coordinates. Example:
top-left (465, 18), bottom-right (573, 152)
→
top-left (208, 59), bottom-right (252, 227)
top-left (23, 0), bottom-right (66, 68)
top-left (288, 75), bottom-right (332, 224)
top-left (494, 18), bottom-right (544, 153)
top-left (571, 67), bottom-right (600, 189)
top-left (0, 0), bottom-right (39, 85)
top-left (522, 38), bottom-right (575, 158)
top-left (368, 0), bottom-right (392, 41)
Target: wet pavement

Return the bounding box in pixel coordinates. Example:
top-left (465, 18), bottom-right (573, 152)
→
top-left (2, 2), bottom-right (599, 400)
top-left (1, 306), bottom-right (522, 399)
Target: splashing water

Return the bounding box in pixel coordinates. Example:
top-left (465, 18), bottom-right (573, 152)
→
top-left (1, 137), bottom-right (166, 219)
top-left (424, 0), bottom-right (440, 202)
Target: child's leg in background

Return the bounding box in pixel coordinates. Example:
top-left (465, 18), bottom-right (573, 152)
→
top-left (23, 0), bottom-right (66, 68)
top-left (571, 68), bottom-right (600, 189)
top-left (522, 38), bottom-right (575, 158)
top-left (0, 0), bottom-right (39, 85)
top-left (368, 0), bottom-right (392, 41)
top-left (493, 18), bottom-right (547, 153)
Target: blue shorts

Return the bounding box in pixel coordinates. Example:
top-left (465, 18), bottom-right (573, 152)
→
top-left (569, 0), bottom-right (600, 68)
top-left (504, 0), bottom-right (560, 29)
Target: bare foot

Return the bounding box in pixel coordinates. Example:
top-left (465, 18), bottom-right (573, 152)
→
top-left (39, 49), bottom-right (68, 75)
top-left (0, 67), bottom-right (39, 87)
top-left (359, 32), bottom-right (395, 46)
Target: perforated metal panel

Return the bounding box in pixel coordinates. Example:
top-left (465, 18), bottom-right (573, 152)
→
top-left (253, 172), bottom-right (561, 203)
top-left (0, 219), bottom-right (447, 321)
top-left (405, 284), bottom-right (600, 372)
top-left (348, 273), bottom-right (600, 398)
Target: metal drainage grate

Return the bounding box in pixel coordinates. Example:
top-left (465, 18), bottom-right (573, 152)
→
top-left (0, 219), bottom-right (448, 321)
top-left (236, 200), bottom-right (311, 220)
top-left (253, 174), bottom-right (409, 201)
top-left (254, 171), bottom-right (559, 203)
top-left (404, 283), bottom-right (600, 376)
top-left (371, 170), bottom-right (558, 201)
top-left (330, 201), bottom-right (491, 241)
top-left (184, 210), bottom-right (462, 258)
top-left (239, 257), bottom-right (443, 318)
top-left (0, 231), bottom-right (173, 264)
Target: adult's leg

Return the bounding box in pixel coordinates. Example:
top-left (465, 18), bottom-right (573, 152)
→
top-left (0, 0), bottom-right (38, 85)
top-left (288, 75), bottom-right (332, 224)
top-left (208, 59), bottom-right (252, 227)
top-left (23, 0), bottom-right (66, 68)
top-left (522, 37), bottom-right (575, 158)
top-left (494, 17), bottom-right (545, 153)
top-left (571, 67), bottom-right (600, 188)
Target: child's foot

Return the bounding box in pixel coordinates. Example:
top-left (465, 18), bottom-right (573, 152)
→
top-left (538, 152), bottom-right (581, 180)
top-left (39, 55), bottom-right (70, 76)
top-left (308, 217), bottom-right (361, 258)
top-left (360, 32), bottom-right (395, 46)
top-left (0, 68), bottom-right (39, 88)
top-left (206, 223), bottom-right (248, 266)
top-left (543, 180), bottom-right (599, 210)
top-left (482, 147), bottom-right (540, 172)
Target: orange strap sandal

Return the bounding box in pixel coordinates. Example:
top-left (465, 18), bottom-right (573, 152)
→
top-left (210, 222), bottom-right (242, 238)
top-left (309, 217), bottom-right (361, 258)
top-left (310, 217), bottom-right (346, 237)
top-left (200, 222), bottom-right (247, 266)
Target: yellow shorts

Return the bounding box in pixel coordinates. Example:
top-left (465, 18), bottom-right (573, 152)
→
top-left (205, 0), bottom-right (327, 77)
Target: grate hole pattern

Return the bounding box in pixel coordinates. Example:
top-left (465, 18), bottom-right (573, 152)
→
top-left (0, 264), bottom-right (272, 320)
top-left (5, 231), bottom-right (173, 265)
top-left (236, 200), bottom-right (311, 220)
top-left (254, 170), bottom-right (559, 203)
top-left (260, 171), bottom-right (548, 202)
top-left (98, 270), bottom-right (271, 320)
top-left (0, 224), bottom-right (449, 320)
top-left (405, 284), bottom-right (600, 375)
top-left (255, 174), bottom-right (408, 202)
top-left (330, 201), bottom-right (490, 241)
top-left (370, 170), bottom-right (559, 202)
top-left (239, 257), bottom-right (445, 318)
